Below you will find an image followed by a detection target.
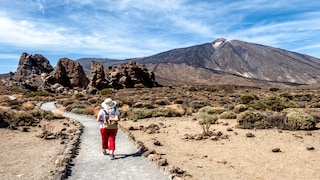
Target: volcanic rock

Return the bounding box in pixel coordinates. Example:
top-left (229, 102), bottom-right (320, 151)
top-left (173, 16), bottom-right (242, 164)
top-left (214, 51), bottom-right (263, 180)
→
top-left (105, 61), bottom-right (160, 89)
top-left (88, 61), bottom-right (109, 90)
top-left (12, 52), bottom-right (54, 90)
top-left (46, 58), bottom-right (89, 89)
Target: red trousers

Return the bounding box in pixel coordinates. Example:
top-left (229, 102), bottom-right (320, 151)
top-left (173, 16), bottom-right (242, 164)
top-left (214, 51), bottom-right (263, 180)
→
top-left (100, 128), bottom-right (118, 150)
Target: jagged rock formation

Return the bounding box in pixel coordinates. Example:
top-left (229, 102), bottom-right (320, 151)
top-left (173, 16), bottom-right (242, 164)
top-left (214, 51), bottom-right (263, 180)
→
top-left (105, 61), bottom-right (159, 89)
top-left (15, 52), bottom-right (54, 77)
top-left (46, 58), bottom-right (89, 89)
top-left (11, 52), bottom-right (54, 90)
top-left (88, 61), bottom-right (109, 90)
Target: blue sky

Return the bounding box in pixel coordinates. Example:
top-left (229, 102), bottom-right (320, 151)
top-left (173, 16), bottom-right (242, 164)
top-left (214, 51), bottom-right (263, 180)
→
top-left (1, 0), bottom-right (320, 74)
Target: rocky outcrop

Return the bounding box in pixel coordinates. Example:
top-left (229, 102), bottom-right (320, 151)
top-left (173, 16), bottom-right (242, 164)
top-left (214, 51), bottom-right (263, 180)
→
top-left (106, 61), bottom-right (159, 89)
top-left (15, 52), bottom-right (54, 77)
top-left (11, 53), bottom-right (54, 90)
top-left (46, 58), bottom-right (89, 89)
top-left (88, 61), bottom-right (109, 90)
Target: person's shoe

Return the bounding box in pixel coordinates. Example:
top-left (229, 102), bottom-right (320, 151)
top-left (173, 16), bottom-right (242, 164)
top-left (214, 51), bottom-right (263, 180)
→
top-left (102, 150), bottom-right (109, 155)
top-left (110, 154), bottom-right (115, 159)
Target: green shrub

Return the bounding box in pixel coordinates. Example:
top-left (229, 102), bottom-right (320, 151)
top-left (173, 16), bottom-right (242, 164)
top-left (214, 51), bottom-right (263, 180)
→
top-left (44, 114), bottom-right (54, 120)
top-left (219, 111), bottom-right (237, 119)
top-left (71, 108), bottom-right (84, 114)
top-left (65, 104), bottom-right (87, 112)
top-left (133, 101), bottom-right (155, 109)
top-left (199, 106), bottom-right (226, 114)
top-left (153, 107), bottom-right (171, 117)
top-left (279, 92), bottom-right (293, 100)
top-left (25, 91), bottom-right (53, 98)
top-left (236, 110), bottom-right (268, 129)
top-left (190, 100), bottom-right (206, 111)
top-left (134, 83), bottom-right (145, 88)
top-left (285, 111), bottom-right (316, 130)
top-left (233, 104), bottom-right (248, 113)
top-left (74, 93), bottom-right (84, 99)
top-left (269, 87), bottom-right (280, 91)
top-left (130, 108), bottom-right (153, 120)
top-left (293, 93), bottom-right (313, 102)
top-left (100, 88), bottom-right (115, 95)
top-left (249, 96), bottom-right (299, 111)
top-left (204, 86), bottom-right (219, 92)
top-left (239, 94), bottom-right (258, 104)
top-left (198, 112), bottom-right (218, 135)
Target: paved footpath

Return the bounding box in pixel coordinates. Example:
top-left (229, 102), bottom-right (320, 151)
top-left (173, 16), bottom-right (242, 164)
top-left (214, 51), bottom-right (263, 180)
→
top-left (41, 102), bottom-right (169, 180)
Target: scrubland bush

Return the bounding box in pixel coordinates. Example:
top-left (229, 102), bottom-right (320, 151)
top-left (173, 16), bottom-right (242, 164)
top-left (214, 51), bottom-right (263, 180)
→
top-left (173, 99), bottom-right (184, 104)
top-left (130, 108), bottom-right (153, 120)
top-left (21, 102), bottom-right (35, 110)
top-left (58, 99), bottom-right (74, 107)
top-left (83, 106), bottom-right (96, 115)
top-left (65, 104), bottom-right (87, 112)
top-left (236, 110), bottom-right (268, 129)
top-left (249, 96), bottom-right (299, 111)
top-left (119, 104), bottom-right (131, 118)
top-left (100, 88), bottom-right (115, 95)
top-left (0, 108), bottom-right (14, 128)
top-left (190, 100), bottom-right (206, 110)
top-left (154, 99), bottom-right (170, 105)
top-left (25, 91), bottom-right (53, 98)
top-left (153, 107), bottom-right (171, 117)
top-left (0, 95), bottom-right (10, 103)
top-left (219, 111), bottom-right (237, 119)
top-left (204, 85), bottom-right (219, 92)
top-left (285, 110), bottom-right (316, 130)
top-left (187, 86), bottom-right (198, 91)
top-left (74, 93), bottom-right (84, 99)
top-left (88, 97), bottom-right (99, 104)
top-left (239, 94), bottom-right (258, 104)
top-left (199, 106), bottom-right (226, 114)
top-left (269, 87), bottom-right (280, 91)
top-left (279, 92), bottom-right (293, 100)
top-left (166, 104), bottom-right (186, 116)
top-left (14, 111), bottom-right (36, 126)
top-left (71, 108), bottom-right (84, 114)
top-left (198, 112), bottom-right (218, 136)
top-left (133, 101), bottom-right (155, 109)
top-left (134, 83), bottom-right (145, 88)
top-left (293, 93), bottom-right (313, 102)
top-left (233, 104), bottom-right (248, 113)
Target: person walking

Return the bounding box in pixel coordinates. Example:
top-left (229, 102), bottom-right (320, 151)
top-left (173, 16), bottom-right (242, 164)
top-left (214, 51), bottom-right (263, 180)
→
top-left (96, 98), bottom-right (120, 159)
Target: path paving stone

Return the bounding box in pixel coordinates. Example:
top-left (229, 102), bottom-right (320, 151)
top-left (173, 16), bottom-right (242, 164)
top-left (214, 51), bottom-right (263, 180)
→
top-left (41, 102), bottom-right (169, 180)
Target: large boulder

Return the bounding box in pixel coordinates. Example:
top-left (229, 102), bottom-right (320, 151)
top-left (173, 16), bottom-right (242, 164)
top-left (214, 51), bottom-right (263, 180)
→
top-left (11, 52), bottom-right (54, 91)
top-left (88, 61), bottom-right (109, 90)
top-left (46, 58), bottom-right (89, 89)
top-left (105, 61), bottom-right (160, 89)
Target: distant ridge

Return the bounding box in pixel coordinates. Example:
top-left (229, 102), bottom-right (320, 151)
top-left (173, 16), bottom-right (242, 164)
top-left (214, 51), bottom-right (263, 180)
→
top-left (77, 38), bottom-right (320, 87)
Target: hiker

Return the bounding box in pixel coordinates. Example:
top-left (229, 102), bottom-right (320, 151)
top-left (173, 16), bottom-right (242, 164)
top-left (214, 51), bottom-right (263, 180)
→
top-left (96, 98), bottom-right (120, 158)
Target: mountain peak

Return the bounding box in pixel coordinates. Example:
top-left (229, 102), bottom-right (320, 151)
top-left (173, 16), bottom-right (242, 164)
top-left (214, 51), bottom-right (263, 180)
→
top-left (212, 38), bottom-right (228, 48)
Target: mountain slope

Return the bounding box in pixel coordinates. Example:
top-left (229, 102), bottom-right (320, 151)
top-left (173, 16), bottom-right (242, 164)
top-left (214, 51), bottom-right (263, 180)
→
top-left (77, 38), bottom-right (320, 87)
top-left (135, 38), bottom-right (320, 86)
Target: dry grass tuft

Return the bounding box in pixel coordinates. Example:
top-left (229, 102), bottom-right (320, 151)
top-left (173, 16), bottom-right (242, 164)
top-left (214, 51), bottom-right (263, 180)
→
top-left (21, 102), bottom-right (35, 110)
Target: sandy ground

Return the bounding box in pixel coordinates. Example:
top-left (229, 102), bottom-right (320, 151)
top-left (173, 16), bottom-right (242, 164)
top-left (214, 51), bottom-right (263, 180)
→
top-left (0, 120), bottom-right (78, 180)
top-left (120, 115), bottom-right (320, 180)
top-left (1, 113), bottom-right (320, 180)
